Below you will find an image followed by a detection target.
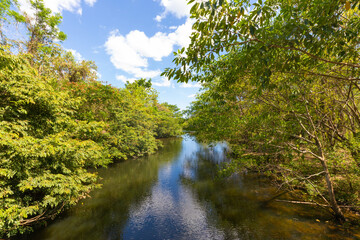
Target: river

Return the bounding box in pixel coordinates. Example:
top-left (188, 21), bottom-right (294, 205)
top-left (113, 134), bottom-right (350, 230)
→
top-left (23, 135), bottom-right (359, 240)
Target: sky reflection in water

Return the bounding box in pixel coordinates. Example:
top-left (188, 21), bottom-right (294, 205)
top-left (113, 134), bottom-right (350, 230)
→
top-left (26, 135), bottom-right (359, 240)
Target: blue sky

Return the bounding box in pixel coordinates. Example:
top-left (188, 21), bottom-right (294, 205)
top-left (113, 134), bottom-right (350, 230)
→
top-left (17, 0), bottom-right (202, 110)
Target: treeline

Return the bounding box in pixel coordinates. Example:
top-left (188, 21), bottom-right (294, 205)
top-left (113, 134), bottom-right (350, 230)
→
top-left (0, 0), bottom-right (181, 237)
top-left (164, 0), bottom-right (360, 222)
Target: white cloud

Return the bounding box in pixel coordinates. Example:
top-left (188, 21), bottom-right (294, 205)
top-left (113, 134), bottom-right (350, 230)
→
top-left (152, 77), bottom-right (172, 87)
top-left (188, 94), bottom-right (196, 98)
top-left (84, 0), bottom-right (97, 7)
top-left (130, 68), bottom-right (161, 79)
top-left (17, 0), bottom-right (35, 17)
top-left (105, 30), bottom-right (148, 73)
top-left (155, 15), bottom-right (163, 22)
top-left (105, 18), bottom-right (195, 87)
top-left (17, 0), bottom-right (97, 17)
top-left (156, 0), bottom-right (192, 22)
top-left (44, 0), bottom-right (81, 13)
top-left (168, 18), bottom-right (194, 48)
top-left (126, 30), bottom-right (174, 61)
top-left (180, 82), bottom-right (202, 88)
top-left (116, 75), bottom-right (137, 84)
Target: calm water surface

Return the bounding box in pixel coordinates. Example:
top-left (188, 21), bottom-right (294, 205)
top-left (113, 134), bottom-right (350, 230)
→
top-left (25, 136), bottom-right (360, 240)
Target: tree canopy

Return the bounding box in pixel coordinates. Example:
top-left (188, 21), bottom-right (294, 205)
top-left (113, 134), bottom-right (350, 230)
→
top-left (165, 0), bottom-right (360, 222)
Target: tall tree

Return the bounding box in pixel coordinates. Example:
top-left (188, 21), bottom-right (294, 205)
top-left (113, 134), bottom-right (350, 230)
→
top-left (23, 0), bottom-right (66, 56)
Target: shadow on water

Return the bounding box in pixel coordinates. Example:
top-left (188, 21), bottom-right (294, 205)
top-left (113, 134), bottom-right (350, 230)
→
top-left (180, 139), bottom-right (360, 240)
top-left (19, 135), bottom-right (360, 240)
top-left (22, 137), bottom-right (183, 240)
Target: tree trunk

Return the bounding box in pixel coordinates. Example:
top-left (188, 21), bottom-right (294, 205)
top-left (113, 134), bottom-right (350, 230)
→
top-left (318, 143), bottom-right (346, 222)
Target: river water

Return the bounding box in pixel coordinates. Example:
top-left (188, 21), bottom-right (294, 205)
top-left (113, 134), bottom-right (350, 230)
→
top-left (25, 136), bottom-right (359, 240)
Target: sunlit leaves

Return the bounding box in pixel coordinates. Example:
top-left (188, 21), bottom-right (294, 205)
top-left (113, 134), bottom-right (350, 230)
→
top-left (179, 0), bottom-right (360, 220)
top-left (0, 46), bottom-right (182, 237)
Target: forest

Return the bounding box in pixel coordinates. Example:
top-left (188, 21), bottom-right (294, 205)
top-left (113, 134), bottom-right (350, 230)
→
top-left (164, 0), bottom-right (360, 223)
top-left (0, 0), bottom-right (182, 237)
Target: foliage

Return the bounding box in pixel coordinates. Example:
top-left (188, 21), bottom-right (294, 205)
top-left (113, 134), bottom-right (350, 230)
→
top-left (155, 102), bottom-right (183, 138)
top-left (166, 0), bottom-right (360, 222)
top-left (24, 0), bottom-right (66, 56)
top-left (0, 0), bottom-right (182, 237)
top-left (0, 48), bottom-right (107, 237)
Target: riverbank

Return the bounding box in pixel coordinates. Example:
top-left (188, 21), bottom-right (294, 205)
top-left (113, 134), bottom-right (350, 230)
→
top-left (17, 136), bottom-right (360, 240)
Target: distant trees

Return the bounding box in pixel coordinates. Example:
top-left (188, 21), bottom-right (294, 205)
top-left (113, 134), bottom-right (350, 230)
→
top-left (0, 0), bottom-right (182, 237)
top-left (164, 0), bottom-right (360, 221)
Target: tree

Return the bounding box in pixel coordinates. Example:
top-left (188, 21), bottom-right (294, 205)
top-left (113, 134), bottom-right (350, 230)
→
top-left (165, 0), bottom-right (360, 221)
top-left (23, 0), bottom-right (66, 56)
top-left (0, 47), bottom-right (110, 237)
top-left (154, 102), bottom-right (183, 138)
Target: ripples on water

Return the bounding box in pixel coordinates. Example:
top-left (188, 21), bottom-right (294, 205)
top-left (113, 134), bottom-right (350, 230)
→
top-left (23, 135), bottom-right (360, 240)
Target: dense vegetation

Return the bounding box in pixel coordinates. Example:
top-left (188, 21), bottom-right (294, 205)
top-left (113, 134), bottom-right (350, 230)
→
top-left (0, 0), bottom-right (181, 237)
top-left (164, 0), bottom-right (360, 222)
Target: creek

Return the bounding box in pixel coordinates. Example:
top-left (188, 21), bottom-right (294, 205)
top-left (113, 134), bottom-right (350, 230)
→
top-left (24, 135), bottom-right (359, 240)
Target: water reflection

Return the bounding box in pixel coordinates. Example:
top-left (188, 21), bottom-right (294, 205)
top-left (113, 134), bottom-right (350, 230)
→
top-left (23, 136), bottom-right (359, 240)
top-left (180, 138), bottom-right (359, 240)
top-left (122, 137), bottom-right (225, 240)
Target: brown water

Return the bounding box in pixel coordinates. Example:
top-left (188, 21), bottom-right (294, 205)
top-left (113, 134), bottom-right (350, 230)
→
top-left (22, 135), bottom-right (360, 240)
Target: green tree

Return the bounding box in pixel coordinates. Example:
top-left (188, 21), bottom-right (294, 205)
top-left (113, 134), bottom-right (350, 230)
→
top-left (23, 0), bottom-right (66, 56)
top-left (165, 0), bottom-right (360, 221)
top-left (155, 102), bottom-right (183, 138)
top-left (0, 47), bottom-right (110, 237)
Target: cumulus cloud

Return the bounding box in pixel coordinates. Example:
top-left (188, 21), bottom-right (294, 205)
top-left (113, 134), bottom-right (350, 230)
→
top-left (105, 30), bottom-right (148, 73)
top-left (105, 18), bottom-right (194, 87)
top-left (153, 77), bottom-right (172, 87)
top-left (84, 0), bottom-right (97, 7)
top-left (166, 18), bottom-right (194, 48)
top-left (180, 82), bottom-right (202, 88)
top-left (17, 0), bottom-right (97, 17)
top-left (131, 68), bottom-right (162, 79)
top-left (155, 15), bottom-right (163, 22)
top-left (116, 75), bottom-right (137, 84)
top-left (155, 0), bottom-right (192, 22)
top-left (126, 30), bottom-right (175, 61)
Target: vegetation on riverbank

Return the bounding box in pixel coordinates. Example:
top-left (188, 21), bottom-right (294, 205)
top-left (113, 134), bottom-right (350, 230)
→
top-left (0, 0), bottom-right (182, 237)
top-left (164, 0), bottom-right (360, 222)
